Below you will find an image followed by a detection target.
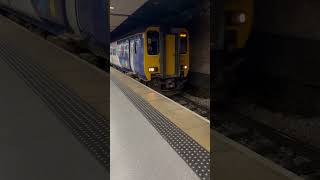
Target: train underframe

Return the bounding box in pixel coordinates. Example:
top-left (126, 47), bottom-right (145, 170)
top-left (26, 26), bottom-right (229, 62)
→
top-left (148, 76), bottom-right (187, 91)
top-left (111, 71), bottom-right (188, 93)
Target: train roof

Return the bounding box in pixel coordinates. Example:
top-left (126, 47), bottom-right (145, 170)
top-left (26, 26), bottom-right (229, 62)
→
top-left (111, 25), bottom-right (188, 43)
top-left (111, 25), bottom-right (155, 43)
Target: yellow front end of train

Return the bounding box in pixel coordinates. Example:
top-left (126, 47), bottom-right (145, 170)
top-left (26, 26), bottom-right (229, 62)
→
top-left (143, 26), bottom-right (189, 89)
top-left (225, 0), bottom-right (254, 50)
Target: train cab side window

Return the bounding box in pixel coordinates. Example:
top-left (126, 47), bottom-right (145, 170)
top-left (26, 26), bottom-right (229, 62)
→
top-left (180, 34), bottom-right (188, 54)
top-left (147, 31), bottom-right (159, 55)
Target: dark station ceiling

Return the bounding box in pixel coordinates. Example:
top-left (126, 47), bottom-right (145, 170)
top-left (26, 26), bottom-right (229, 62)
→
top-left (110, 0), bottom-right (209, 41)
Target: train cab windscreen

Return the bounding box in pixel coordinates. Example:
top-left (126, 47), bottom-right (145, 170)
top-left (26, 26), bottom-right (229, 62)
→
top-left (147, 31), bottom-right (159, 55)
top-left (180, 33), bottom-right (188, 54)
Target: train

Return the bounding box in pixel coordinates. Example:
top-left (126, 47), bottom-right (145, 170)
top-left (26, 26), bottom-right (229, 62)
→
top-left (110, 26), bottom-right (190, 90)
top-left (0, 0), bottom-right (108, 58)
top-left (224, 0), bottom-right (253, 51)
top-left (213, 0), bottom-right (254, 101)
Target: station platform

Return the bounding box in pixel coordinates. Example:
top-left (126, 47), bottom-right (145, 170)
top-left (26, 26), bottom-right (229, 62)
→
top-left (110, 67), bottom-right (303, 180)
top-left (0, 15), bottom-right (108, 179)
top-left (212, 130), bottom-right (304, 180)
top-left (110, 67), bottom-right (210, 180)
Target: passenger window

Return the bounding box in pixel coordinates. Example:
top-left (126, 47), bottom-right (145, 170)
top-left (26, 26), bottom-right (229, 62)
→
top-left (134, 41), bottom-right (137, 54)
top-left (125, 41), bottom-right (129, 57)
top-left (147, 31), bottom-right (159, 55)
top-left (180, 34), bottom-right (188, 54)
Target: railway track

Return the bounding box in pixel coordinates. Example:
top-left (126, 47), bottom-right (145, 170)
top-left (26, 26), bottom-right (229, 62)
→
top-left (168, 93), bottom-right (210, 120)
top-left (214, 105), bottom-right (320, 179)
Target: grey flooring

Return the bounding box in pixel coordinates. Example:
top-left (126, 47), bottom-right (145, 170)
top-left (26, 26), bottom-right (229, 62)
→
top-left (0, 54), bottom-right (107, 179)
top-left (110, 80), bottom-right (199, 180)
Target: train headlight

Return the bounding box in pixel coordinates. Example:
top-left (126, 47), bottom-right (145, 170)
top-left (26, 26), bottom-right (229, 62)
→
top-left (180, 33), bottom-right (187, 38)
top-left (236, 12), bottom-right (246, 24)
top-left (182, 65), bottom-right (188, 70)
top-left (226, 12), bottom-right (247, 25)
top-left (148, 67), bottom-right (158, 72)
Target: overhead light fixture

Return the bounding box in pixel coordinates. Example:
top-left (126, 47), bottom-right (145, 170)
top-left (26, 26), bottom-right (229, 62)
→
top-left (110, 6), bottom-right (115, 10)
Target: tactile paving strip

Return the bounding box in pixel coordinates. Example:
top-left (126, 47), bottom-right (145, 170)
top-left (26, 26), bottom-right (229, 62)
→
top-left (112, 75), bottom-right (210, 180)
top-left (0, 41), bottom-right (109, 170)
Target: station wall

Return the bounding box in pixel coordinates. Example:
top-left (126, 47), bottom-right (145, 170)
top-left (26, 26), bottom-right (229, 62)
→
top-left (187, 0), bottom-right (210, 95)
top-left (254, 0), bottom-right (320, 40)
top-left (240, 0), bottom-right (320, 116)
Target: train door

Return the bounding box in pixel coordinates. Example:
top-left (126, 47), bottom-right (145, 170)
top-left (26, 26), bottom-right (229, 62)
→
top-left (124, 40), bottom-right (130, 70)
top-left (165, 34), bottom-right (176, 76)
top-left (130, 40), bottom-right (136, 73)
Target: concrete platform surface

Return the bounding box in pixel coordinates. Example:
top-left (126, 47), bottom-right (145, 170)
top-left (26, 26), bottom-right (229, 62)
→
top-left (0, 15), bottom-right (109, 118)
top-left (212, 130), bottom-right (303, 180)
top-left (110, 68), bottom-right (210, 151)
top-left (110, 80), bottom-right (200, 180)
top-left (0, 15), bottom-right (108, 180)
top-left (0, 51), bottom-right (107, 180)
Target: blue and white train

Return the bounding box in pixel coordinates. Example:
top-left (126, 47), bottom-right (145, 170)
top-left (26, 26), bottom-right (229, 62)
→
top-left (0, 0), bottom-right (108, 58)
top-left (111, 26), bottom-right (190, 90)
